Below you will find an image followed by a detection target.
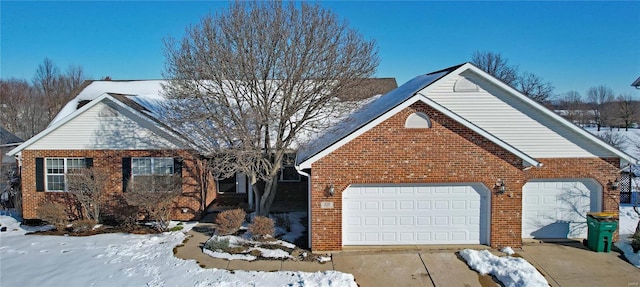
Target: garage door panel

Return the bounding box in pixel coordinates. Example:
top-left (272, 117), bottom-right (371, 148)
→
top-left (522, 179), bottom-right (601, 239)
top-left (343, 184), bottom-right (489, 245)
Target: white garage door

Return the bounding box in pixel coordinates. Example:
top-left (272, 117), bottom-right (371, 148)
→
top-left (342, 184), bottom-right (490, 245)
top-left (522, 179), bottom-right (602, 239)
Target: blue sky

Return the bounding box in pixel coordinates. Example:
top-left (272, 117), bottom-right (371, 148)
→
top-left (2, 1), bottom-right (639, 97)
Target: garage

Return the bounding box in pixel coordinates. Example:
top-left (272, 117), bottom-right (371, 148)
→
top-left (342, 183), bottom-right (490, 246)
top-left (522, 179), bottom-right (602, 239)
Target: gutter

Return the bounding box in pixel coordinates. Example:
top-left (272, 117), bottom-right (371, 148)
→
top-left (295, 165), bottom-right (312, 250)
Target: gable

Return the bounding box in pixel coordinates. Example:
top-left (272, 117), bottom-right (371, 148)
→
top-left (23, 98), bottom-right (186, 151)
top-left (425, 70), bottom-right (618, 159)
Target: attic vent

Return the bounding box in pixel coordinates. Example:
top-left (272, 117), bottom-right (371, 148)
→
top-left (98, 106), bottom-right (118, 117)
top-left (454, 77), bottom-right (479, 92)
top-left (405, 112), bottom-right (431, 128)
top-left (77, 100), bottom-right (91, 109)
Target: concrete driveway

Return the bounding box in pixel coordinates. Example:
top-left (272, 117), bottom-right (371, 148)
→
top-left (331, 242), bottom-right (639, 287)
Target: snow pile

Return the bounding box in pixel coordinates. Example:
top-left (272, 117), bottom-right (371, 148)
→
top-left (459, 249), bottom-right (549, 287)
top-left (203, 234), bottom-right (296, 261)
top-left (500, 246), bottom-right (515, 255)
top-left (0, 215), bottom-right (355, 286)
top-left (614, 206), bottom-right (640, 268)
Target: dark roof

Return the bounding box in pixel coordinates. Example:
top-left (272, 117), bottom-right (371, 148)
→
top-left (297, 64), bottom-right (462, 164)
top-left (632, 76), bottom-right (640, 88)
top-left (0, 126), bottom-right (23, 145)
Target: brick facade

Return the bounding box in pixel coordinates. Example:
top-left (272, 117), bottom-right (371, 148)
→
top-left (309, 102), bottom-right (620, 251)
top-left (21, 149), bottom-right (217, 221)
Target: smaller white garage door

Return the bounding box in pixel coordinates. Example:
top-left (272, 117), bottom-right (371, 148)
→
top-left (522, 179), bottom-right (602, 239)
top-left (342, 184), bottom-right (490, 245)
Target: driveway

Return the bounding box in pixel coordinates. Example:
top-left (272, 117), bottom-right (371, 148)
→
top-left (331, 242), bottom-right (639, 287)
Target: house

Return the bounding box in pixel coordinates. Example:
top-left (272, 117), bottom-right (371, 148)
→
top-left (296, 63), bottom-right (637, 251)
top-left (1, 126), bottom-right (23, 204)
top-left (6, 79), bottom-right (397, 222)
top-left (632, 76), bottom-right (640, 89)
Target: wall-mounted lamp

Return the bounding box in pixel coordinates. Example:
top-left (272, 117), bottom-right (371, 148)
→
top-left (495, 179), bottom-right (506, 194)
top-left (327, 183), bottom-right (335, 197)
top-left (608, 178), bottom-right (619, 190)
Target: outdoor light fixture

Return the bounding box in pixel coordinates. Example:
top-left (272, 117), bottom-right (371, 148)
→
top-left (496, 179), bottom-right (506, 194)
top-left (609, 178), bottom-right (619, 190)
top-left (328, 183), bottom-right (335, 196)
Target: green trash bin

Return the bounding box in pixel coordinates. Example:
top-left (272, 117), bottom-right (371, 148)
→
top-left (586, 212), bottom-right (618, 252)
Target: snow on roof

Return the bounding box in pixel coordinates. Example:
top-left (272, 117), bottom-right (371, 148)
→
top-left (49, 80), bottom-right (166, 126)
top-left (296, 66), bottom-right (458, 164)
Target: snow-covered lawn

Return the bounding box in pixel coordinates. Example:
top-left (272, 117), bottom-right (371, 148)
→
top-left (0, 215), bottom-right (356, 287)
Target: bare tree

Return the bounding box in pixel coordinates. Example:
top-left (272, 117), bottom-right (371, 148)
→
top-left (125, 174), bottom-right (182, 231)
top-left (32, 58), bottom-right (87, 123)
top-left (471, 51), bottom-right (519, 86)
top-left (162, 1), bottom-right (379, 216)
top-left (516, 72), bottom-right (555, 105)
top-left (0, 78), bottom-right (48, 139)
top-left (556, 90), bottom-right (585, 125)
top-left (66, 168), bottom-right (109, 223)
top-left (598, 131), bottom-right (627, 149)
top-left (615, 94), bottom-right (639, 131)
top-left (586, 85), bottom-right (615, 131)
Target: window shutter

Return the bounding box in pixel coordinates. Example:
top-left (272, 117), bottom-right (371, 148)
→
top-left (173, 158), bottom-right (183, 177)
top-left (122, 157), bottom-right (131, 192)
top-left (85, 158), bottom-right (93, 168)
top-left (35, 158), bottom-right (44, 192)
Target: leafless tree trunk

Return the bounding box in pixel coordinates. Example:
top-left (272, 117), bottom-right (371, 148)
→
top-left (471, 51), bottom-right (519, 86)
top-left (32, 58), bottom-right (86, 123)
top-left (0, 78), bottom-right (48, 139)
top-left (615, 94), bottom-right (639, 131)
top-left (587, 85), bottom-right (615, 131)
top-left (162, 1), bottom-right (379, 216)
top-left (66, 168), bottom-right (109, 223)
top-left (516, 72), bottom-right (555, 105)
top-left (557, 90), bottom-right (584, 124)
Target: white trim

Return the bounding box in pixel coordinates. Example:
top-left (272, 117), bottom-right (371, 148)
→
top-left (7, 94), bottom-right (190, 156)
top-left (298, 93), bottom-right (541, 169)
top-left (460, 64), bottom-right (638, 165)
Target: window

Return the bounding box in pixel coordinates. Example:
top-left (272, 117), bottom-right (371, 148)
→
top-left (130, 157), bottom-right (176, 192)
top-left (279, 153), bottom-right (300, 182)
top-left (45, 158), bottom-right (86, 191)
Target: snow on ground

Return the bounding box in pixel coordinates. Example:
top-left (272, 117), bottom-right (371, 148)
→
top-left (459, 249), bottom-right (549, 287)
top-left (203, 212), bottom-right (326, 262)
top-left (0, 215), bottom-right (356, 287)
top-left (615, 205), bottom-right (640, 268)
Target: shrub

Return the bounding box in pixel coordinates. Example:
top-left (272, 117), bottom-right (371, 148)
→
top-left (215, 209), bottom-right (246, 235)
top-left (36, 202), bottom-right (69, 230)
top-left (72, 219), bottom-right (97, 233)
top-left (169, 225), bottom-right (184, 232)
top-left (631, 233), bottom-right (640, 253)
top-left (248, 216), bottom-right (275, 240)
top-left (204, 237), bottom-right (230, 252)
top-left (125, 175), bottom-right (182, 232)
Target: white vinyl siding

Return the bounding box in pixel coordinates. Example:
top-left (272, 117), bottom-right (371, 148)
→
top-left (45, 158), bottom-right (85, 191)
top-left (424, 72), bottom-right (616, 159)
top-left (27, 100), bottom-right (184, 150)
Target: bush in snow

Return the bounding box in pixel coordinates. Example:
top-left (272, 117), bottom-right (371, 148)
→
top-left (125, 174), bottom-right (182, 232)
top-left (36, 201), bottom-right (70, 230)
top-left (248, 216), bottom-right (275, 240)
top-left (204, 237), bottom-right (230, 251)
top-left (66, 168), bottom-right (108, 223)
top-left (215, 208), bottom-right (246, 235)
top-left (72, 219), bottom-right (97, 233)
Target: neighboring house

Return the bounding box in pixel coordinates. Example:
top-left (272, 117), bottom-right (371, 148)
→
top-left (7, 79), bottom-right (397, 222)
top-left (632, 76), bottom-right (640, 89)
top-left (296, 63), bottom-right (637, 251)
top-left (1, 126), bottom-right (23, 196)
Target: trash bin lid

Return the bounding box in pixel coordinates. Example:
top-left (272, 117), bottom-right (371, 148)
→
top-left (587, 212), bottom-right (618, 220)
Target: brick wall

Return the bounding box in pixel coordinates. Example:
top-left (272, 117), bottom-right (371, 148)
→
top-left (21, 149), bottom-right (217, 221)
top-left (309, 102), bottom-right (620, 251)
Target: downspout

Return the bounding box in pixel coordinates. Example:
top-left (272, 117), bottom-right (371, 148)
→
top-left (295, 165), bottom-right (312, 250)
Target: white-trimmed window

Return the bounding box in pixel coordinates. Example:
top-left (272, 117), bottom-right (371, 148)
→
top-left (279, 153), bottom-right (300, 182)
top-left (45, 158), bottom-right (86, 191)
top-left (131, 157), bottom-right (175, 192)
